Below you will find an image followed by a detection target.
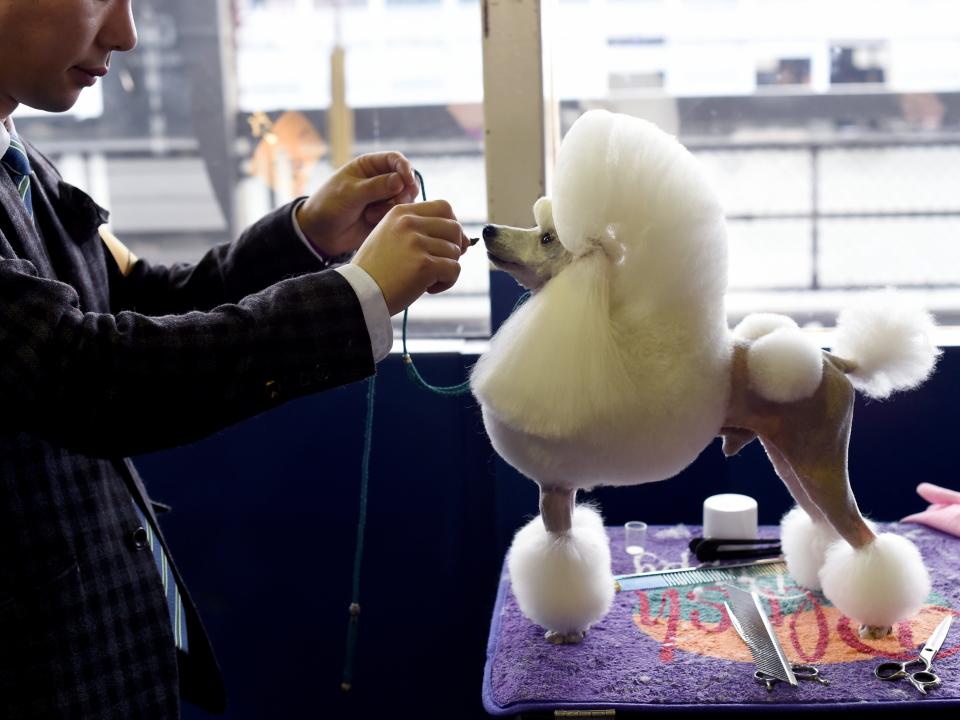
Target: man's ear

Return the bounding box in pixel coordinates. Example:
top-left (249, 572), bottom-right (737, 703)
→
top-left (533, 196), bottom-right (553, 230)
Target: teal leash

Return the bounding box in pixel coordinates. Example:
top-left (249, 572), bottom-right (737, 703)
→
top-left (401, 169), bottom-right (475, 397)
top-left (341, 169), bottom-right (529, 691)
top-left (340, 375), bottom-right (375, 692)
top-left (402, 169), bottom-right (530, 393)
top-left (340, 169), bottom-right (467, 692)
top-left (401, 311), bottom-right (472, 396)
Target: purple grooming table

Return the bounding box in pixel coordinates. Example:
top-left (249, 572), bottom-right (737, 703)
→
top-left (482, 524), bottom-right (960, 715)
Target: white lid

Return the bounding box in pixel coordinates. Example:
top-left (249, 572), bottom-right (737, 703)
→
top-left (703, 493), bottom-right (758, 539)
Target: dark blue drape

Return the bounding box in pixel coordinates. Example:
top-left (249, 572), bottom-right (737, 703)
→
top-left (137, 348), bottom-right (960, 719)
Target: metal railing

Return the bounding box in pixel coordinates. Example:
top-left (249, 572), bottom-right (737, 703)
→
top-left (689, 134), bottom-right (960, 296)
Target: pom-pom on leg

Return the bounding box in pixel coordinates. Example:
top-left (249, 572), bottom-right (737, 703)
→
top-left (507, 504), bottom-right (614, 643)
top-left (819, 532), bottom-right (931, 638)
top-left (780, 506), bottom-right (841, 591)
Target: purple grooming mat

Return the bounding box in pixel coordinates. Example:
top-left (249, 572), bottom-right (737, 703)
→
top-left (482, 524), bottom-right (960, 715)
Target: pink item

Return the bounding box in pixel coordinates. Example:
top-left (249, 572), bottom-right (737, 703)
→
top-left (901, 482), bottom-right (960, 537)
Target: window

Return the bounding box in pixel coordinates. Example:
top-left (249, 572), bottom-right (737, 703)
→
top-left (546, 0), bottom-right (960, 326)
top-left (756, 58), bottom-right (811, 87)
top-left (830, 43), bottom-right (887, 86)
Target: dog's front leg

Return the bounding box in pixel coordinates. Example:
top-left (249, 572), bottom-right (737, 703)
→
top-left (539, 485), bottom-right (576, 533)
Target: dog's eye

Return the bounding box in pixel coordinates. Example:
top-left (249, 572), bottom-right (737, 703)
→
top-left (541, 232), bottom-right (554, 245)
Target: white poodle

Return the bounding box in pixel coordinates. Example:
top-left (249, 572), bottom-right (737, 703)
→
top-left (470, 110), bottom-right (939, 644)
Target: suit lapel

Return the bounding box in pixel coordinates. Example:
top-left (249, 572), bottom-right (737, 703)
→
top-left (0, 165), bottom-right (57, 278)
top-left (31, 174), bottom-right (111, 313)
top-left (26, 144), bottom-right (113, 313)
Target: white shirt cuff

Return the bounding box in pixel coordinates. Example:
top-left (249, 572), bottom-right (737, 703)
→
top-left (290, 200), bottom-right (392, 362)
top-left (335, 264), bottom-right (394, 363)
top-left (290, 199), bottom-right (330, 264)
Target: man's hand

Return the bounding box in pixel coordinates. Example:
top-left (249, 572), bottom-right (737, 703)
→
top-left (351, 200), bottom-right (471, 316)
top-left (296, 152), bottom-right (421, 258)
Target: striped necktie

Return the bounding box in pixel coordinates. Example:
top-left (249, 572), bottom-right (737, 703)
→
top-left (2, 133), bottom-right (34, 220)
top-left (132, 502), bottom-right (189, 652)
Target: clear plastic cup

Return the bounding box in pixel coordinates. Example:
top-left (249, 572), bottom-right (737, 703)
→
top-left (624, 520), bottom-right (648, 556)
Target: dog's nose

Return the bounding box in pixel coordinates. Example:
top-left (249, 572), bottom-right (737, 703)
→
top-left (482, 225), bottom-right (497, 242)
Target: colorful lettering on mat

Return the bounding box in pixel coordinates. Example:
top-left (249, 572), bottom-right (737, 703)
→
top-left (630, 578), bottom-right (958, 664)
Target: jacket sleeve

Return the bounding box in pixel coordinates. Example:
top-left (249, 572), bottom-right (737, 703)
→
top-left (0, 256), bottom-right (374, 458)
top-left (109, 201), bottom-right (331, 315)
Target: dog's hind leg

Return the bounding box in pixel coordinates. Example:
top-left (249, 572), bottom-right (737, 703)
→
top-left (728, 345), bottom-right (930, 636)
top-left (765, 363), bottom-right (929, 638)
top-left (764, 436), bottom-right (875, 552)
top-left (507, 484), bottom-right (615, 644)
top-left (764, 442), bottom-right (828, 524)
top-left (769, 433), bottom-right (925, 638)
top-left (762, 442), bottom-right (846, 591)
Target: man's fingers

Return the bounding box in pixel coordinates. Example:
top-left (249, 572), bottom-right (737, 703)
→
top-left (387, 153), bottom-right (418, 196)
top-left (419, 235), bottom-right (463, 261)
top-left (355, 152), bottom-right (419, 198)
top-left (369, 199), bottom-right (459, 225)
top-left (356, 151), bottom-right (407, 177)
top-left (405, 199), bottom-right (458, 220)
top-left (388, 153), bottom-right (419, 201)
top-left (427, 283), bottom-right (453, 295)
top-left (355, 173), bottom-right (405, 205)
top-left (398, 185), bottom-right (420, 204)
top-left (363, 201), bottom-right (394, 226)
top-left (426, 257), bottom-right (461, 294)
top-left (355, 173), bottom-right (422, 224)
top-left (406, 217), bottom-right (465, 249)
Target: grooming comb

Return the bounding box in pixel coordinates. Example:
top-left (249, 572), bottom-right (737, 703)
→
top-left (614, 558), bottom-right (786, 592)
top-left (724, 584), bottom-right (797, 686)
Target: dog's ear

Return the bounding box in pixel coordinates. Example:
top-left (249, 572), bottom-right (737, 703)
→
top-left (533, 196), bottom-right (553, 230)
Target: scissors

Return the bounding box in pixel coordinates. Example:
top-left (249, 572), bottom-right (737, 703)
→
top-left (755, 664), bottom-right (830, 692)
top-left (874, 614), bottom-right (953, 695)
top-left (724, 598), bottom-right (829, 692)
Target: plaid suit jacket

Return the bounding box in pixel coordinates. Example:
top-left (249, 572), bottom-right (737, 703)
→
top-left (0, 143), bottom-right (375, 718)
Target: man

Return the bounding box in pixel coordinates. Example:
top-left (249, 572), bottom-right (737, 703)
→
top-left (0, 1), bottom-right (470, 717)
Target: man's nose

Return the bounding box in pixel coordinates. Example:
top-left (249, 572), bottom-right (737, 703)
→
top-left (102, 0), bottom-right (138, 53)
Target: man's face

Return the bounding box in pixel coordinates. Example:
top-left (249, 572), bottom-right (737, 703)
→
top-left (0, 0), bottom-right (137, 118)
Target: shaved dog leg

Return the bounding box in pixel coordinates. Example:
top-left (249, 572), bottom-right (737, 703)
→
top-left (539, 485), bottom-right (576, 534)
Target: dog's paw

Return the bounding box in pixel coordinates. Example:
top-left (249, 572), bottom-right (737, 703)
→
top-left (545, 629), bottom-right (586, 644)
top-left (859, 624), bottom-right (893, 640)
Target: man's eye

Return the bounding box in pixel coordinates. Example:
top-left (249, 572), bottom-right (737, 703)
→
top-left (541, 233), bottom-right (554, 245)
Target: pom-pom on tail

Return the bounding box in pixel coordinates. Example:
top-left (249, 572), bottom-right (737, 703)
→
top-left (831, 293), bottom-right (940, 400)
